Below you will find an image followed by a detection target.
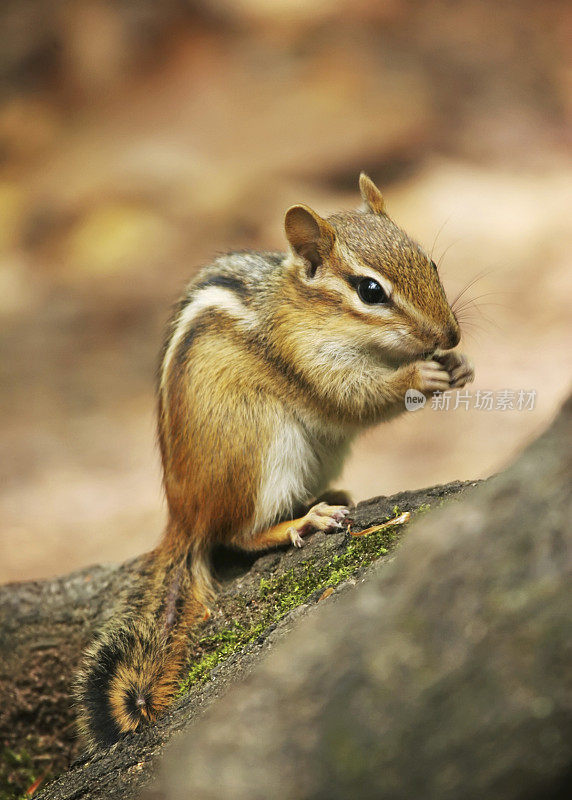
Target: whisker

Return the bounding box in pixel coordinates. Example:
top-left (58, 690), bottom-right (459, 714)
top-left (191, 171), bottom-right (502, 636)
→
top-left (455, 299), bottom-right (492, 317)
top-left (429, 216), bottom-right (452, 263)
top-left (454, 294), bottom-right (509, 318)
top-left (450, 269), bottom-right (496, 311)
top-left (436, 236), bottom-right (469, 272)
top-left (455, 292), bottom-right (505, 335)
top-left (459, 309), bottom-right (502, 334)
top-left (458, 327), bottom-right (482, 346)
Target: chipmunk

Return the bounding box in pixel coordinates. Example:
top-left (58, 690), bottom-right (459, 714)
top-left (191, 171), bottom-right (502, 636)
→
top-left (75, 173), bottom-right (474, 748)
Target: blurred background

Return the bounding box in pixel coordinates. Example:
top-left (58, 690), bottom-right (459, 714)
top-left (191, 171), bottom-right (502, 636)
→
top-left (0, 0), bottom-right (570, 584)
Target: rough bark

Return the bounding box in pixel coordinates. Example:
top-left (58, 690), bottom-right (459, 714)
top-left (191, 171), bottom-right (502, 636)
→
top-left (148, 397), bottom-right (572, 800)
top-left (0, 559), bottom-right (141, 795)
top-left (2, 398), bottom-right (570, 800)
top-left (0, 478), bottom-right (472, 799)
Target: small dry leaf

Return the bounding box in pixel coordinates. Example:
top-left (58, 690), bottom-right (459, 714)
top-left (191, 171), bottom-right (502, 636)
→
top-left (318, 586), bottom-right (335, 602)
top-left (350, 511), bottom-right (411, 537)
top-left (26, 767), bottom-right (50, 797)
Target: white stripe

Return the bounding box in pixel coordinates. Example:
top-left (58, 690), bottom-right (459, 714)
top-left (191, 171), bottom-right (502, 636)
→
top-left (160, 285), bottom-right (255, 390)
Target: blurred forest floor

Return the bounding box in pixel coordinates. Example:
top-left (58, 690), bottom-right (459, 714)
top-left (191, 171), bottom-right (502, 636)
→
top-left (0, 0), bottom-right (571, 583)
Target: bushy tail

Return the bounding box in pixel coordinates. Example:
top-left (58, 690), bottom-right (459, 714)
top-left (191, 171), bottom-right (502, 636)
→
top-left (75, 546), bottom-right (211, 749)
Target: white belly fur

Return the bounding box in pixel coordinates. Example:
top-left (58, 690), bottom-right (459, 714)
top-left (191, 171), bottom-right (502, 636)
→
top-left (251, 412), bottom-right (354, 535)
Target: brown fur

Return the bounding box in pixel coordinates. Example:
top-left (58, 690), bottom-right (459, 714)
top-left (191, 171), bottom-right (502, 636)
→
top-left (75, 175), bottom-right (471, 748)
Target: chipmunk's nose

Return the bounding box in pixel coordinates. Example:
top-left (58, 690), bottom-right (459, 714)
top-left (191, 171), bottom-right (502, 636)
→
top-left (440, 320), bottom-right (461, 350)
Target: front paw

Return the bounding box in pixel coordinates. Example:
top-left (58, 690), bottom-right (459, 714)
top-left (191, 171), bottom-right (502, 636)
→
top-left (413, 360), bottom-right (452, 394)
top-left (433, 350), bottom-right (475, 388)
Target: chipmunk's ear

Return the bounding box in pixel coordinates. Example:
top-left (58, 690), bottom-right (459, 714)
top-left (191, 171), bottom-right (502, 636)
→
top-left (359, 172), bottom-right (386, 215)
top-left (284, 204), bottom-right (336, 277)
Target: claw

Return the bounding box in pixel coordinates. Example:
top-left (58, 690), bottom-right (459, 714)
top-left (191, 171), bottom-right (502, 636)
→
top-left (288, 527), bottom-right (305, 548)
top-left (288, 503), bottom-right (350, 548)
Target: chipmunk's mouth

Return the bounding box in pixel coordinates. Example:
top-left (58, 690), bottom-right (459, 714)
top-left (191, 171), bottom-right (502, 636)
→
top-left (381, 345), bottom-right (437, 369)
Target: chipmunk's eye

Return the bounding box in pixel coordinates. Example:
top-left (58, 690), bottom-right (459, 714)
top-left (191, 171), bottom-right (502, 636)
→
top-left (357, 278), bottom-right (388, 305)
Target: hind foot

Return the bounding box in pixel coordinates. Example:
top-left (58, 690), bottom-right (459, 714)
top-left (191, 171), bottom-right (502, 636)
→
top-left (288, 502), bottom-right (350, 548)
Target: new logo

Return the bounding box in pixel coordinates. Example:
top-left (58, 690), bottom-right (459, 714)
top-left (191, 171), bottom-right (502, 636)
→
top-left (405, 389), bottom-right (426, 412)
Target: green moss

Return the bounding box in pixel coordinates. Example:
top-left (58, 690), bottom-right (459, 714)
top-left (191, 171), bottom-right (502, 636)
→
top-left (179, 622), bottom-right (265, 691)
top-left (179, 506), bottom-right (416, 695)
top-left (259, 523), bottom-right (396, 611)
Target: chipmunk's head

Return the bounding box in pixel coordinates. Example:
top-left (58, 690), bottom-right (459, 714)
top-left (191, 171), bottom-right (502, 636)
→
top-left (284, 173), bottom-right (460, 364)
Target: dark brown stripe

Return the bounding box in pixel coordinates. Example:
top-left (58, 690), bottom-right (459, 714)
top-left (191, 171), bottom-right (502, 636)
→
top-left (163, 298), bottom-right (347, 424)
top-left (171, 305), bottom-right (246, 370)
top-left (162, 560), bottom-right (186, 633)
top-left (193, 274), bottom-right (250, 301)
top-left (290, 273), bottom-right (344, 311)
top-left (174, 320), bottom-right (203, 367)
top-left (81, 630), bottom-right (138, 746)
top-left (156, 293), bottom-right (193, 388)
